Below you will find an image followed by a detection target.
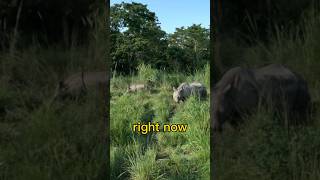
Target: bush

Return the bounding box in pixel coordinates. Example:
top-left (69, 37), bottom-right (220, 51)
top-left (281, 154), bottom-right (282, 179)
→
top-left (137, 63), bottom-right (159, 87)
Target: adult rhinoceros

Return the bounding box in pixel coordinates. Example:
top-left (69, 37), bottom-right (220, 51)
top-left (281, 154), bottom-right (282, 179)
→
top-left (212, 64), bottom-right (311, 132)
top-left (53, 71), bottom-right (108, 101)
top-left (173, 82), bottom-right (207, 103)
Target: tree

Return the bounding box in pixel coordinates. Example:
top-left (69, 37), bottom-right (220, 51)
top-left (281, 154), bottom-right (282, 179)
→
top-left (221, 0), bottom-right (313, 41)
top-left (167, 24), bottom-right (209, 72)
top-left (110, 2), bottom-right (168, 74)
top-left (0, 0), bottom-right (101, 48)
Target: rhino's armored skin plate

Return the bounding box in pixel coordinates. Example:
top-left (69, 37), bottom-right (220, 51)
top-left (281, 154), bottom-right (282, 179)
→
top-left (212, 67), bottom-right (260, 131)
top-left (173, 82), bottom-right (207, 103)
top-left (212, 64), bottom-right (311, 132)
top-left (253, 64), bottom-right (311, 122)
top-left (53, 71), bottom-right (108, 101)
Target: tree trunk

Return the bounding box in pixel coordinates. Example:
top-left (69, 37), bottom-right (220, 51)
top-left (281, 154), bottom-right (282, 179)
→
top-left (213, 0), bottom-right (225, 74)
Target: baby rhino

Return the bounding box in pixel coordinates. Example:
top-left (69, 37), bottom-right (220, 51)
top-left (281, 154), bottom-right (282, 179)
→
top-left (127, 84), bottom-right (146, 93)
top-left (173, 82), bottom-right (207, 103)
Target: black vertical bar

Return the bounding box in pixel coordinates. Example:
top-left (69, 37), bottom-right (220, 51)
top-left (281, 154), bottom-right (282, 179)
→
top-left (211, 0), bottom-right (222, 179)
top-left (105, 0), bottom-right (111, 179)
top-left (210, 1), bottom-right (214, 180)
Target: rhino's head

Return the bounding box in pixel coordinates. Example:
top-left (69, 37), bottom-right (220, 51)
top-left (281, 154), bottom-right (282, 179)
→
top-left (173, 87), bottom-right (184, 103)
top-left (52, 81), bottom-right (70, 101)
top-left (212, 84), bottom-right (232, 132)
top-left (173, 87), bottom-right (180, 103)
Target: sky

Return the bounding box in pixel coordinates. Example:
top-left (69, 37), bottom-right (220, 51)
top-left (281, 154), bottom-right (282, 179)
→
top-left (110, 0), bottom-right (210, 34)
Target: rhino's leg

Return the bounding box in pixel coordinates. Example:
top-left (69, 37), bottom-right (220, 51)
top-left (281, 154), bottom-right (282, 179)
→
top-left (180, 96), bottom-right (186, 102)
top-left (290, 104), bottom-right (310, 125)
top-left (292, 87), bottom-right (311, 125)
top-left (212, 111), bottom-right (225, 132)
top-left (200, 89), bottom-right (207, 100)
top-left (228, 116), bottom-right (239, 128)
top-left (212, 119), bottom-right (222, 132)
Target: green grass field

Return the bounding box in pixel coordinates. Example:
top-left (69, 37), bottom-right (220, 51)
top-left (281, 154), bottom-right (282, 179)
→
top-left (213, 6), bottom-right (320, 180)
top-left (0, 49), bottom-right (107, 180)
top-left (0, 13), bottom-right (108, 179)
top-left (2, 2), bottom-right (320, 180)
top-left (110, 64), bottom-right (210, 179)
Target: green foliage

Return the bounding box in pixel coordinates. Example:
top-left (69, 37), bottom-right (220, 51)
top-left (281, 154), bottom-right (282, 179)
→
top-left (110, 93), bottom-right (148, 146)
top-left (221, 0), bottom-right (314, 41)
top-left (137, 63), bottom-right (159, 87)
top-left (192, 63), bottom-right (210, 91)
top-left (111, 146), bottom-right (128, 179)
top-left (0, 89), bottom-right (106, 179)
top-left (111, 69), bottom-right (209, 179)
top-left (215, 4), bottom-right (320, 180)
top-left (214, 108), bottom-right (320, 180)
top-left (128, 146), bottom-right (165, 180)
top-left (110, 2), bottom-right (209, 74)
top-left (168, 24), bottom-right (209, 72)
top-left (0, 0), bottom-right (103, 48)
top-left (111, 2), bottom-right (167, 74)
top-left (160, 74), bottom-right (188, 89)
top-left (0, 7), bottom-right (107, 179)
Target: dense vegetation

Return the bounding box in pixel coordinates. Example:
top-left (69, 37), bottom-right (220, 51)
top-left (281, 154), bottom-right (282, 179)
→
top-left (3, 0), bottom-right (318, 179)
top-left (110, 2), bottom-right (210, 179)
top-left (111, 64), bottom-right (210, 179)
top-left (0, 0), bottom-right (107, 179)
top-left (218, 0), bottom-right (314, 41)
top-left (214, 2), bottom-right (320, 180)
top-left (0, 0), bottom-right (101, 48)
top-left (0, 0), bottom-right (210, 179)
top-left (110, 2), bottom-right (209, 74)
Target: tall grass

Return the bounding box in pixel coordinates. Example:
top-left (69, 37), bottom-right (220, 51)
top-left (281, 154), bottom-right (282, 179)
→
top-left (214, 4), bottom-right (320, 180)
top-left (111, 64), bottom-right (210, 179)
top-left (0, 9), bottom-right (107, 179)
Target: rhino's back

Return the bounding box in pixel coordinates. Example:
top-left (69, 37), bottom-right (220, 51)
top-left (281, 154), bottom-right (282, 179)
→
top-left (215, 67), bottom-right (258, 91)
top-left (83, 71), bottom-right (108, 86)
top-left (130, 84), bottom-right (145, 89)
top-left (177, 82), bottom-right (189, 90)
top-left (190, 82), bottom-right (207, 97)
top-left (63, 72), bottom-right (83, 90)
top-left (190, 82), bottom-right (204, 87)
top-left (64, 71), bottom-right (108, 91)
top-left (214, 67), bottom-right (243, 89)
top-left (254, 64), bottom-right (310, 111)
top-left (254, 64), bottom-right (302, 95)
top-left (254, 64), bottom-right (296, 82)
top-left (128, 84), bottom-right (145, 92)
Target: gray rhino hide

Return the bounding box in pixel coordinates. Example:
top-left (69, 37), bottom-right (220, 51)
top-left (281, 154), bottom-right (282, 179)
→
top-left (254, 64), bottom-right (311, 121)
top-left (212, 64), bottom-right (311, 132)
top-left (127, 84), bottom-right (146, 92)
top-left (173, 82), bottom-right (207, 103)
top-left (53, 71), bottom-right (108, 101)
top-left (212, 67), bottom-right (259, 131)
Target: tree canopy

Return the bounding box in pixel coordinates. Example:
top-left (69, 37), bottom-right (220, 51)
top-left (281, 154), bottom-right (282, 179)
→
top-left (0, 0), bottom-right (102, 48)
top-left (110, 2), bottom-right (209, 74)
top-left (168, 24), bottom-right (209, 72)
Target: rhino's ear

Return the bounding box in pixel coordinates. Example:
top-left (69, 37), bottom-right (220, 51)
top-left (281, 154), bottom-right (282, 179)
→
top-left (233, 75), bottom-right (240, 87)
top-left (222, 84), bottom-right (231, 94)
top-left (173, 87), bottom-right (177, 91)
